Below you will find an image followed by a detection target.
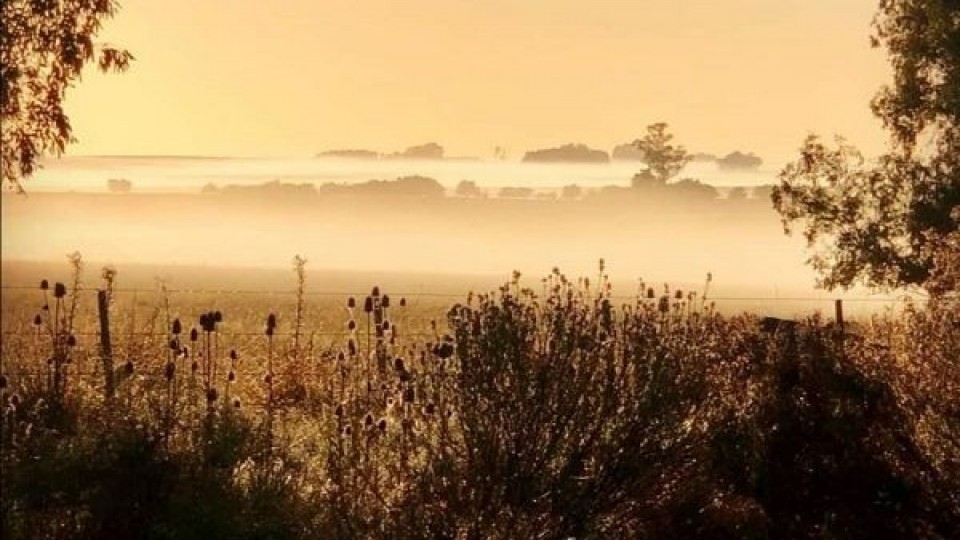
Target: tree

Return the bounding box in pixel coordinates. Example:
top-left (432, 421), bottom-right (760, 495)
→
top-left (1, 0), bottom-right (133, 191)
top-left (772, 0), bottom-right (959, 293)
top-left (455, 180), bottom-right (484, 198)
top-left (727, 187), bottom-right (748, 201)
top-left (631, 123), bottom-right (691, 184)
top-left (106, 178), bottom-right (131, 192)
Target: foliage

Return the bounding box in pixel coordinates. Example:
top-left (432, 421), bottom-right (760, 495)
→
top-left (1, 0), bottom-right (133, 190)
top-left (772, 0), bottom-right (959, 293)
top-left (1, 261), bottom-right (958, 538)
top-left (631, 122), bottom-right (691, 183)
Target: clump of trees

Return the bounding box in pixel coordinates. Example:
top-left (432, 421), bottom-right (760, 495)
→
top-left (772, 0), bottom-right (959, 296)
top-left (106, 178), bottom-right (132, 193)
top-left (717, 151), bottom-right (763, 171)
top-left (522, 144), bottom-right (610, 163)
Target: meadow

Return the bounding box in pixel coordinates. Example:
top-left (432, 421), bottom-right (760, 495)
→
top-left (0, 256), bottom-right (956, 539)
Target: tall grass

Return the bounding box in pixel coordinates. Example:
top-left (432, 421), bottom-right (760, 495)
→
top-left (0, 260), bottom-right (956, 539)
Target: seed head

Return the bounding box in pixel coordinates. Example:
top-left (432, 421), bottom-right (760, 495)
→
top-left (124, 360), bottom-right (134, 374)
top-left (267, 313), bottom-right (277, 329)
top-left (40, 280), bottom-right (49, 291)
top-left (403, 387), bottom-right (415, 403)
top-left (347, 320), bottom-right (357, 331)
top-left (425, 402), bottom-right (436, 415)
top-left (213, 311), bottom-right (223, 323)
top-left (675, 290), bottom-right (683, 300)
top-left (230, 349), bottom-right (238, 361)
top-left (264, 373), bottom-right (273, 385)
top-left (399, 297), bottom-right (407, 307)
top-left (382, 320), bottom-right (391, 332)
top-left (233, 398), bottom-right (241, 409)
top-left (371, 286), bottom-right (380, 298)
top-left (199, 313), bottom-right (210, 329)
top-left (378, 418), bottom-right (387, 433)
top-left (206, 388), bottom-right (218, 403)
top-left (53, 283), bottom-right (67, 299)
top-left (190, 328), bottom-right (199, 342)
top-left (335, 403), bottom-right (344, 417)
top-left (9, 393), bottom-right (21, 408)
top-left (394, 357), bottom-right (405, 372)
top-left (363, 296), bottom-right (374, 313)
top-left (169, 338), bottom-right (179, 351)
top-left (347, 297), bottom-right (356, 309)
top-left (228, 370), bottom-right (236, 383)
top-left (33, 314), bottom-right (42, 326)
top-left (172, 318), bottom-right (182, 335)
top-left (364, 413), bottom-right (374, 428)
top-left (0, 374), bottom-right (7, 390)
top-left (67, 335), bottom-right (77, 347)
top-left (191, 361), bottom-right (199, 373)
top-left (164, 362), bottom-right (175, 381)
top-left (646, 287), bottom-right (655, 299)
top-left (381, 295), bottom-right (390, 308)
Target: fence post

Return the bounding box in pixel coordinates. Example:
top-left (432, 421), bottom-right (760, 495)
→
top-left (97, 290), bottom-right (115, 402)
top-left (834, 299), bottom-right (844, 331)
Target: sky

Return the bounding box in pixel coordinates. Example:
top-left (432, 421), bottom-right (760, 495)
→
top-left (63, 0), bottom-right (891, 165)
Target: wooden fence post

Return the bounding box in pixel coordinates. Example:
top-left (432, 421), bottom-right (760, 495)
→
top-left (834, 299), bottom-right (844, 331)
top-left (97, 290), bottom-right (115, 401)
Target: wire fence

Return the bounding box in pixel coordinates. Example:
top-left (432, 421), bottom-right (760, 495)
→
top-left (0, 284), bottom-right (920, 302)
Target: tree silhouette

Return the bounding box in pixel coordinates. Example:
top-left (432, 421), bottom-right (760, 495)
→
top-left (1, 0), bottom-right (132, 191)
top-left (631, 123), bottom-right (691, 184)
top-left (772, 1), bottom-right (959, 293)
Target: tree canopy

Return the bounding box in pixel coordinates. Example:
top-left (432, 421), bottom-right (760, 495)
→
top-left (632, 122), bottom-right (691, 183)
top-left (1, 0), bottom-right (132, 190)
top-left (772, 0), bottom-right (959, 294)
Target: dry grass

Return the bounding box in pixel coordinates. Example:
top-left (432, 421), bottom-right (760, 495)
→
top-left (0, 259), bottom-right (957, 539)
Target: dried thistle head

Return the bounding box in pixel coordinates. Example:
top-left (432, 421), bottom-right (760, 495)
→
top-left (347, 297), bottom-right (356, 309)
top-left (364, 296), bottom-right (374, 313)
top-left (190, 328), bottom-right (199, 342)
top-left (381, 295), bottom-right (391, 308)
top-left (164, 362), bottom-right (175, 381)
top-left (172, 318), bottom-right (182, 335)
top-left (399, 297), bottom-right (407, 307)
top-left (53, 282), bottom-right (67, 299)
top-left (33, 314), bottom-right (42, 326)
top-left (40, 279), bottom-right (49, 291)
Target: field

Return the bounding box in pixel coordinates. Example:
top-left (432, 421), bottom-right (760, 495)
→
top-left (0, 256), bottom-right (957, 539)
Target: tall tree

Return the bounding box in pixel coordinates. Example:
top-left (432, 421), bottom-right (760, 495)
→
top-left (773, 0), bottom-right (959, 294)
top-left (1, 0), bottom-right (132, 191)
top-left (632, 122), bottom-right (691, 184)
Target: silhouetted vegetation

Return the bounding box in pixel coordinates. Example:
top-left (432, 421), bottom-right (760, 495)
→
top-left (106, 179), bottom-right (132, 193)
top-left (717, 151), bottom-right (763, 171)
top-left (1, 0), bottom-right (133, 190)
top-left (773, 0), bottom-right (959, 295)
top-left (1, 260), bottom-right (957, 539)
top-left (523, 144), bottom-right (610, 163)
top-left (316, 149), bottom-right (381, 159)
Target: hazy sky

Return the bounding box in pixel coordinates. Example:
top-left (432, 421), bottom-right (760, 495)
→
top-left (64, 0), bottom-right (890, 164)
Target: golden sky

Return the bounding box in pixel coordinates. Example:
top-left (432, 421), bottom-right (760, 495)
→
top-left (65, 0), bottom-right (891, 164)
